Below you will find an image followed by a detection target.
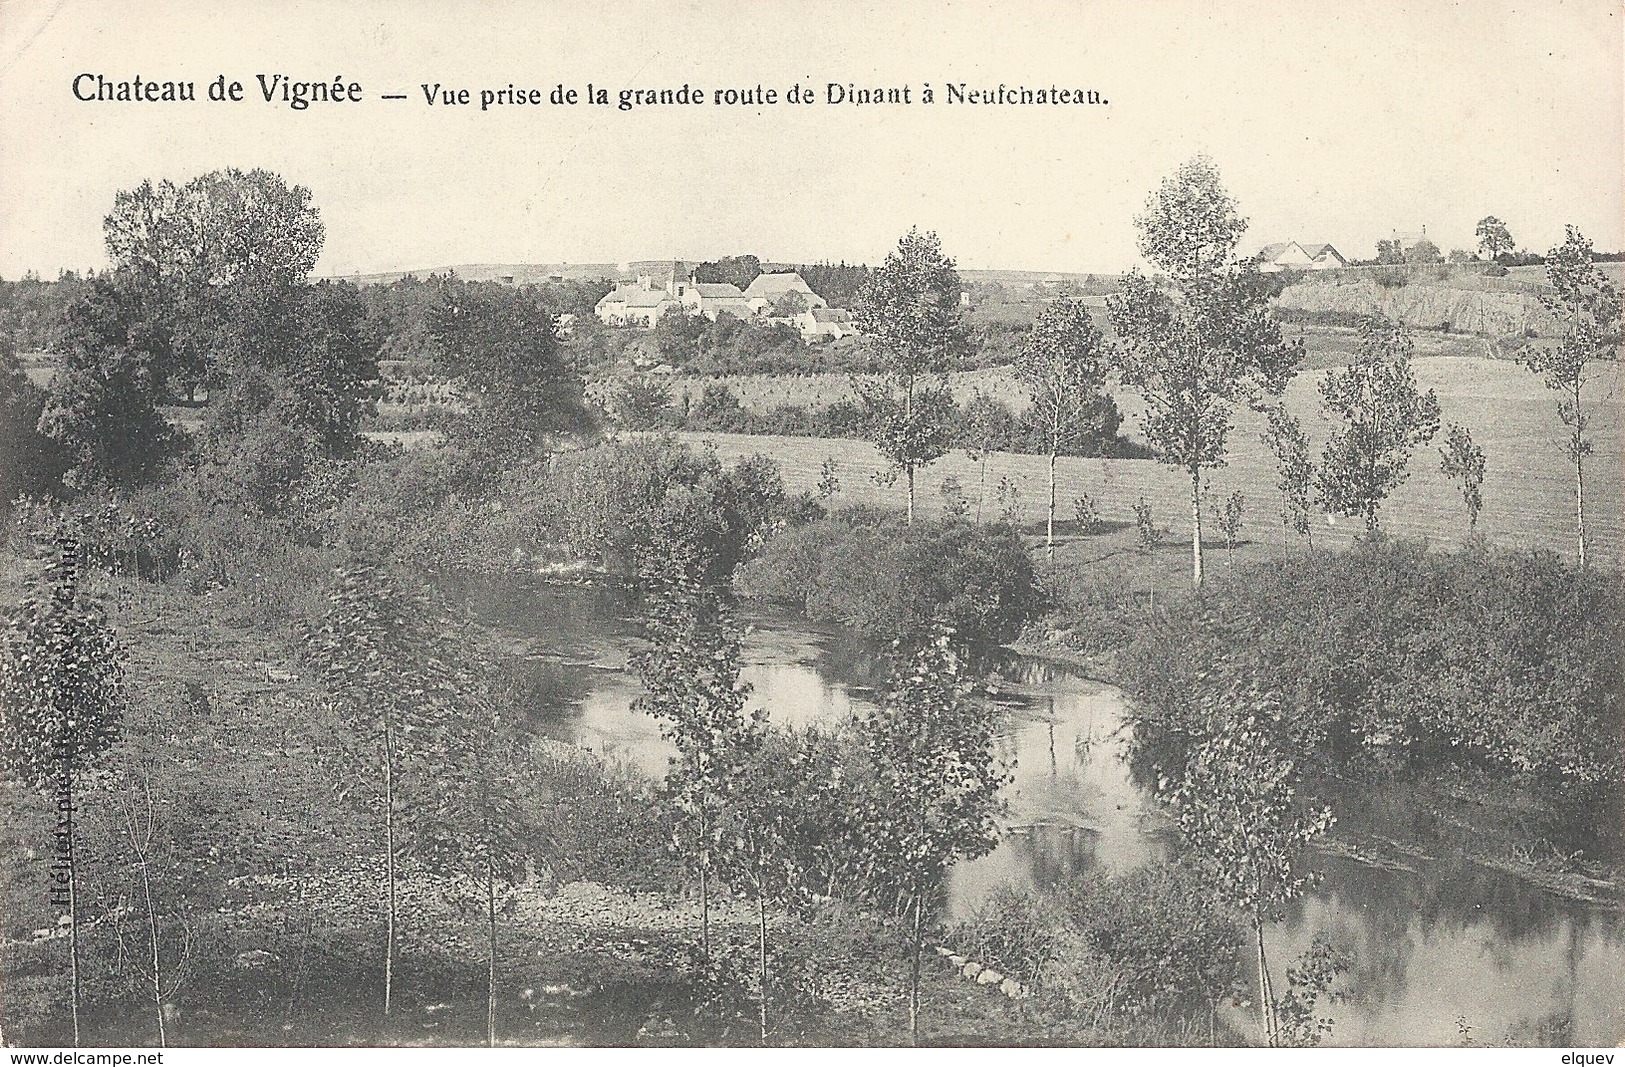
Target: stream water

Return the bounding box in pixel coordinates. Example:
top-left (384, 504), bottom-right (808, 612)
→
top-left (464, 579), bottom-right (1625, 1046)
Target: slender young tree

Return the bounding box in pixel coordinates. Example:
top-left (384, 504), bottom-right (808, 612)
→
top-left (853, 228), bottom-right (971, 522)
top-left (1315, 315), bottom-right (1441, 532)
top-left (715, 725), bottom-right (821, 1045)
top-left (1439, 423), bottom-right (1487, 535)
top-left (1213, 490), bottom-right (1246, 566)
top-left (1014, 296), bottom-right (1112, 558)
top-left (1519, 225), bottom-right (1622, 568)
top-left (98, 703), bottom-right (199, 1051)
top-left (412, 700), bottom-right (534, 1048)
top-left (1108, 157), bottom-right (1303, 587)
top-left (634, 577), bottom-right (760, 966)
top-left (858, 633), bottom-right (1005, 1045)
top-left (1161, 679), bottom-right (1333, 1047)
top-left (958, 393), bottom-right (1006, 525)
top-left (1132, 497), bottom-right (1167, 613)
top-left (302, 561), bottom-right (459, 1022)
top-left (1260, 407), bottom-right (1315, 554)
top-left (0, 539), bottom-right (125, 1047)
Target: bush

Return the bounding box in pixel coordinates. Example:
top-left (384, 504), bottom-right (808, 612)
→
top-left (1120, 540), bottom-right (1624, 786)
top-left (1037, 557), bottom-right (1141, 657)
top-left (547, 437), bottom-right (793, 586)
top-left (952, 860), bottom-right (1242, 1026)
top-left (528, 742), bottom-right (678, 889)
top-left (737, 512), bottom-right (1041, 646)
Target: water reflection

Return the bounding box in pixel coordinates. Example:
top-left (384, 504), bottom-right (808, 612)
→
top-left (462, 579), bottom-right (1625, 1046)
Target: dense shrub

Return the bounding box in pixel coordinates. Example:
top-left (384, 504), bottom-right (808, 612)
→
top-left (952, 860), bottom-right (1242, 1026)
top-left (547, 437), bottom-right (798, 586)
top-left (1036, 557), bottom-right (1143, 657)
top-left (1120, 539), bottom-right (1624, 786)
top-left (737, 511), bottom-right (1041, 645)
top-left (528, 742), bottom-right (678, 889)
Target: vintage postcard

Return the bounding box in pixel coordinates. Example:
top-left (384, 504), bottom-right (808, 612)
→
top-left (0, 0), bottom-right (1621, 1056)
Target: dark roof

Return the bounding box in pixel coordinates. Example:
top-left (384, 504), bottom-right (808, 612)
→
top-left (694, 283), bottom-right (745, 299)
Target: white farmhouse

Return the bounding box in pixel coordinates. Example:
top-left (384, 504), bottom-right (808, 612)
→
top-left (597, 269), bottom-right (757, 326)
top-left (683, 282), bottom-right (752, 320)
top-left (742, 271), bottom-right (827, 314)
top-left (1256, 242), bottom-right (1348, 272)
top-left (794, 307), bottom-right (858, 343)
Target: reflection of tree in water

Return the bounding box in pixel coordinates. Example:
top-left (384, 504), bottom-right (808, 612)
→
top-left (1312, 760), bottom-right (1623, 871)
top-left (460, 575), bottom-right (642, 643)
top-left (1001, 823), bottom-right (1103, 890)
top-left (495, 656), bottom-right (595, 736)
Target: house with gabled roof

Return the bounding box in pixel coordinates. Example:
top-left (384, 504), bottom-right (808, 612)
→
top-left (1257, 241), bottom-right (1348, 272)
top-left (742, 271), bottom-right (827, 314)
top-left (682, 281), bottom-right (752, 320)
top-left (594, 280), bottom-right (679, 327)
top-left (794, 307), bottom-right (857, 343)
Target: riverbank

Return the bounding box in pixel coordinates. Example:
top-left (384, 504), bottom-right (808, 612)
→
top-left (1008, 628), bottom-right (1625, 907)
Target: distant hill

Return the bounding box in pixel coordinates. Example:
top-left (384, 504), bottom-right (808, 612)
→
top-left (333, 263), bottom-right (621, 286)
top-left (960, 269), bottom-right (1118, 286)
top-left (327, 262), bottom-right (1120, 288)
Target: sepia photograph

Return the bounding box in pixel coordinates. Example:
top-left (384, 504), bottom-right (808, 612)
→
top-left (0, 0), bottom-right (1621, 1053)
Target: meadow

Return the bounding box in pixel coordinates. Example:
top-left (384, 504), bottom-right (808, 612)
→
top-left (667, 354), bottom-right (1624, 571)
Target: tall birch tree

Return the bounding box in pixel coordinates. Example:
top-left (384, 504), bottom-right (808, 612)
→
top-left (1107, 157), bottom-right (1302, 586)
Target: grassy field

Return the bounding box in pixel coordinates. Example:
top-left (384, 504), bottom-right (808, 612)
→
top-left (669, 355), bottom-right (1624, 569)
top-left (662, 327), bottom-right (1507, 412)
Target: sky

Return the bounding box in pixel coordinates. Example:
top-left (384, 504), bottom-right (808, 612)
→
top-left (1, 0), bottom-right (1621, 277)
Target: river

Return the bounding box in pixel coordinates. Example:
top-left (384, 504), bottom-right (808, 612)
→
top-left (464, 579), bottom-right (1625, 1047)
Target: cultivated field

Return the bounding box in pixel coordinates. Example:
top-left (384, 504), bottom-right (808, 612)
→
top-left (671, 356), bottom-right (1625, 568)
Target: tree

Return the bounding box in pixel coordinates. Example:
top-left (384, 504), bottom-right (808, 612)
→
top-left (1315, 314), bottom-right (1441, 531)
top-left (411, 701), bottom-right (534, 1048)
top-left (769, 291), bottom-right (811, 319)
top-left (1374, 240), bottom-right (1406, 266)
top-left (1260, 407), bottom-right (1315, 554)
top-left (714, 724), bottom-right (832, 1044)
top-left (859, 633), bottom-right (1004, 1044)
top-left (652, 304), bottom-right (708, 366)
top-left (1014, 296), bottom-right (1111, 557)
top-left (301, 561), bottom-right (462, 1021)
top-left (1439, 423), bottom-right (1486, 533)
top-left (612, 376), bottom-right (674, 430)
top-left (956, 392), bottom-right (1015, 524)
top-left (1132, 497), bottom-right (1167, 612)
top-left (635, 579), bottom-right (761, 966)
top-left (1520, 226), bottom-right (1622, 568)
top-left (99, 713), bottom-right (198, 1049)
top-left (0, 343), bottom-right (69, 502)
top-left (1404, 238), bottom-right (1444, 265)
top-left (697, 254), bottom-right (763, 292)
top-left (104, 168), bottom-right (323, 289)
top-left (104, 169), bottom-right (325, 401)
top-left (207, 281), bottom-right (377, 450)
top-left (428, 283), bottom-right (593, 478)
top-left (39, 275), bottom-right (178, 490)
top-left (1160, 679), bottom-right (1333, 1047)
top-left (1107, 157), bottom-right (1302, 586)
top-left (853, 229), bottom-right (971, 522)
top-left (1476, 217), bottom-right (1515, 262)
top-left (1213, 490), bottom-right (1245, 565)
top-left (0, 539), bottom-right (126, 1045)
